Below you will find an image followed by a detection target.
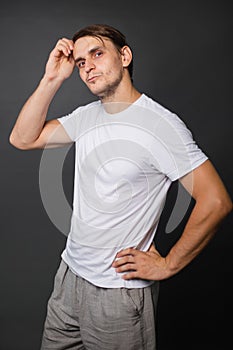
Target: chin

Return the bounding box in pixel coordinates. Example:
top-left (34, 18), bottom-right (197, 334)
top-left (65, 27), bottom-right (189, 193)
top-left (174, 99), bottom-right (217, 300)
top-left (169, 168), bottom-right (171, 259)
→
top-left (89, 87), bottom-right (108, 98)
top-left (87, 83), bottom-right (103, 96)
top-left (88, 77), bottom-right (122, 99)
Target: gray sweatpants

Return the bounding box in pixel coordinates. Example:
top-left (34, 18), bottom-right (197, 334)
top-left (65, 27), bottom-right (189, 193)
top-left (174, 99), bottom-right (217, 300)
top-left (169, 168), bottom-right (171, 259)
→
top-left (40, 259), bottom-right (159, 350)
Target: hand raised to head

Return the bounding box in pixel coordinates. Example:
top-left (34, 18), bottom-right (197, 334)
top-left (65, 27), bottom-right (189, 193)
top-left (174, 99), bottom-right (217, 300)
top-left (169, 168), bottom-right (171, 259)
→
top-left (45, 38), bottom-right (75, 81)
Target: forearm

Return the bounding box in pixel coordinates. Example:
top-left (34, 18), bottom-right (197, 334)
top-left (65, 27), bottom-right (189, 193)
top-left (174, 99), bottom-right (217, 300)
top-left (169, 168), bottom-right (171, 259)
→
top-left (10, 76), bottom-right (63, 147)
top-left (112, 197), bottom-right (232, 281)
top-left (165, 195), bottom-right (232, 276)
top-left (113, 161), bottom-right (232, 282)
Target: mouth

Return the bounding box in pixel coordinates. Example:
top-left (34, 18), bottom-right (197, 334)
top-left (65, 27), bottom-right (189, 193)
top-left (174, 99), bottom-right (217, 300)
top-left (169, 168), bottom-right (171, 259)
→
top-left (87, 74), bottom-right (102, 83)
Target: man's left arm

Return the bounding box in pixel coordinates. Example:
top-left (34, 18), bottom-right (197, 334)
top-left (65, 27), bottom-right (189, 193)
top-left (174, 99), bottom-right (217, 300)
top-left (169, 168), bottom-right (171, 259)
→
top-left (112, 160), bottom-right (233, 280)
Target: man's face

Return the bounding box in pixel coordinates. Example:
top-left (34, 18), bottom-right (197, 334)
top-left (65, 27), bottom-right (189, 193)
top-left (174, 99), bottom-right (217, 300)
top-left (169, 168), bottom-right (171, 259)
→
top-left (73, 36), bottom-right (124, 98)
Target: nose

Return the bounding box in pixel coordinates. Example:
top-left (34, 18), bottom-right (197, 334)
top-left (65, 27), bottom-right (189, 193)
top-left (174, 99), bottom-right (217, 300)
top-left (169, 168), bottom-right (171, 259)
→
top-left (85, 58), bottom-right (95, 73)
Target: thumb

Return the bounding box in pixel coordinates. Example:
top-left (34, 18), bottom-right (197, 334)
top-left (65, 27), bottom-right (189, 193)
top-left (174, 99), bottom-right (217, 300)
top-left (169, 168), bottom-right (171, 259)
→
top-left (148, 242), bottom-right (159, 254)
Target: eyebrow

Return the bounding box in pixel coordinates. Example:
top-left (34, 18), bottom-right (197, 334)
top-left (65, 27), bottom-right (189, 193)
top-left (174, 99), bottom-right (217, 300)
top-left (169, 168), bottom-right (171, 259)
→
top-left (74, 46), bottom-right (104, 63)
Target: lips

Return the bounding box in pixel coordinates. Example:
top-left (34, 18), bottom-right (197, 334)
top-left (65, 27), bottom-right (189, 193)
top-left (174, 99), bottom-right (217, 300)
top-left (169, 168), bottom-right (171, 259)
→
top-left (87, 74), bottom-right (102, 83)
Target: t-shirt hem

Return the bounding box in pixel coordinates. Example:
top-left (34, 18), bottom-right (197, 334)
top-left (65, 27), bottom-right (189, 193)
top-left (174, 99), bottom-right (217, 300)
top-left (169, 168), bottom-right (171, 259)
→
top-left (61, 251), bottom-right (154, 289)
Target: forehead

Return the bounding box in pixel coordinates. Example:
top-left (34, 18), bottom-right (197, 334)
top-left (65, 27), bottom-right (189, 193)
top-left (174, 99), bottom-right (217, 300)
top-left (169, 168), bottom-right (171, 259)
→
top-left (73, 35), bottom-right (115, 57)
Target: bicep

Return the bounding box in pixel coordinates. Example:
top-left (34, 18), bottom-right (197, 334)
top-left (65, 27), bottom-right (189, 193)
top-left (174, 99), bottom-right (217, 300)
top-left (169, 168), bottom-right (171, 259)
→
top-left (179, 160), bottom-right (230, 202)
top-left (27, 119), bottom-right (73, 149)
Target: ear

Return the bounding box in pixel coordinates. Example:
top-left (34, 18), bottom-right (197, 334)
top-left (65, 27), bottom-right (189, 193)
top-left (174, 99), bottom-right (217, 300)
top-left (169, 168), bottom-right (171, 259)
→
top-left (121, 46), bottom-right (132, 68)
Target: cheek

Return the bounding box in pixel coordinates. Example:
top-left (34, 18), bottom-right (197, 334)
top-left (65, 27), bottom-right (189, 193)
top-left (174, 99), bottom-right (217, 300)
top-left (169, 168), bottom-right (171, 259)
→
top-left (105, 62), bottom-right (123, 77)
top-left (101, 56), bottom-right (123, 74)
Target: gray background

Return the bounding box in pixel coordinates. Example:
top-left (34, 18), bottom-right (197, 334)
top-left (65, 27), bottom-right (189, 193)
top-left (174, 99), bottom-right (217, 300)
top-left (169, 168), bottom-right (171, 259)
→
top-left (0, 0), bottom-right (232, 349)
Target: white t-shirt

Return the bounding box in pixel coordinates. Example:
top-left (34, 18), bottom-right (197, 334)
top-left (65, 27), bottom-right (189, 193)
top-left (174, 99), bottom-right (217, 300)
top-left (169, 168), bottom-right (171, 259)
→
top-left (58, 94), bottom-right (208, 288)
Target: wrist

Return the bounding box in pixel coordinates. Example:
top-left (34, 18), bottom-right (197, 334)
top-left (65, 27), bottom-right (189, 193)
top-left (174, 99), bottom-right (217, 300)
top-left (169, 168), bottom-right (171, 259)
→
top-left (41, 74), bottom-right (65, 86)
top-left (164, 253), bottom-right (184, 277)
top-left (38, 75), bottom-right (64, 97)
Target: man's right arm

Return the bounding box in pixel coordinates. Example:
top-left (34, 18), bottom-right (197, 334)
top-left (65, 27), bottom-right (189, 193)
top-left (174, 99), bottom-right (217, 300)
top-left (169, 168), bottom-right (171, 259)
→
top-left (9, 38), bottom-right (75, 150)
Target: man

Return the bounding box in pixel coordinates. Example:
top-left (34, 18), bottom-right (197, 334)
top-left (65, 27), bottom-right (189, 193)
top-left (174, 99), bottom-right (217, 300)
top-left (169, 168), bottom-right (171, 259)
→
top-left (10, 24), bottom-right (232, 349)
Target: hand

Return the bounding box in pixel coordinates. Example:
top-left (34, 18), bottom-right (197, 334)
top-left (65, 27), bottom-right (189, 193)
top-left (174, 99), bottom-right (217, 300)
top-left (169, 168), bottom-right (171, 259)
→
top-left (45, 38), bottom-right (75, 81)
top-left (112, 244), bottom-right (171, 281)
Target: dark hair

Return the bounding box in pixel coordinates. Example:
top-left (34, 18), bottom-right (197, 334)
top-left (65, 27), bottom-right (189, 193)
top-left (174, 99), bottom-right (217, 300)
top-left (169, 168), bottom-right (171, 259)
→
top-left (72, 24), bottom-right (133, 80)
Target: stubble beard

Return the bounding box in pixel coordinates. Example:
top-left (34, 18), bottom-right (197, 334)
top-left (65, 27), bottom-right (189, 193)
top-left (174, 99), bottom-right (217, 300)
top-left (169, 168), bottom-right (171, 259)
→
top-left (91, 71), bottom-right (123, 101)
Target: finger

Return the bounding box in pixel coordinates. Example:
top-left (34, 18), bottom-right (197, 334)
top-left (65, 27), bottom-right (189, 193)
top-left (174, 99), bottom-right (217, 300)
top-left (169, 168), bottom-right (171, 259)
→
top-left (57, 44), bottom-right (71, 57)
top-left (148, 242), bottom-right (156, 252)
top-left (57, 38), bottom-right (74, 50)
top-left (115, 262), bottom-right (136, 273)
top-left (112, 256), bottom-right (130, 266)
top-left (116, 247), bottom-right (137, 258)
top-left (150, 245), bottom-right (160, 255)
top-left (55, 39), bottom-right (74, 57)
top-left (112, 255), bottom-right (135, 267)
top-left (122, 271), bottom-right (138, 280)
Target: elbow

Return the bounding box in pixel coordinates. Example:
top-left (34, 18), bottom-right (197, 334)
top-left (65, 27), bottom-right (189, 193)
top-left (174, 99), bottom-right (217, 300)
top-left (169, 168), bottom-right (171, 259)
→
top-left (224, 198), bottom-right (233, 217)
top-left (9, 132), bottom-right (31, 150)
top-left (214, 194), bottom-right (233, 220)
top-left (9, 132), bottom-right (19, 148)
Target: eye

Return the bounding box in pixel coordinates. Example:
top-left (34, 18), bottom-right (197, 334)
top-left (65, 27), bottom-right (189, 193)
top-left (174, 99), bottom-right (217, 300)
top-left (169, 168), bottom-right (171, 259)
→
top-left (77, 61), bottom-right (85, 69)
top-left (94, 51), bottom-right (102, 58)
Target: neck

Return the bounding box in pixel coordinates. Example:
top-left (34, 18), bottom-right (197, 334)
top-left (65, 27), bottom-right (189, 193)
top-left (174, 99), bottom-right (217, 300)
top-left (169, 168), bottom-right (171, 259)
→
top-left (99, 80), bottom-right (141, 114)
top-left (99, 78), bottom-right (141, 104)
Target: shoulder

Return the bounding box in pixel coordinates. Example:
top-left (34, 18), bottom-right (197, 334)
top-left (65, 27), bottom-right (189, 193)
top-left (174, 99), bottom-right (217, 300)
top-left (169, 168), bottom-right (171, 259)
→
top-left (140, 94), bottom-right (190, 131)
top-left (137, 94), bottom-right (173, 118)
top-left (58, 99), bottom-right (101, 123)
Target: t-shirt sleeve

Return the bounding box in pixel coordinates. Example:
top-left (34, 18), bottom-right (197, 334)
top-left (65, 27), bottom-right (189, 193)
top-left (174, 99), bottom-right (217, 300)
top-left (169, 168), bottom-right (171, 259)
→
top-left (57, 107), bottom-right (82, 142)
top-left (150, 113), bottom-right (208, 181)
